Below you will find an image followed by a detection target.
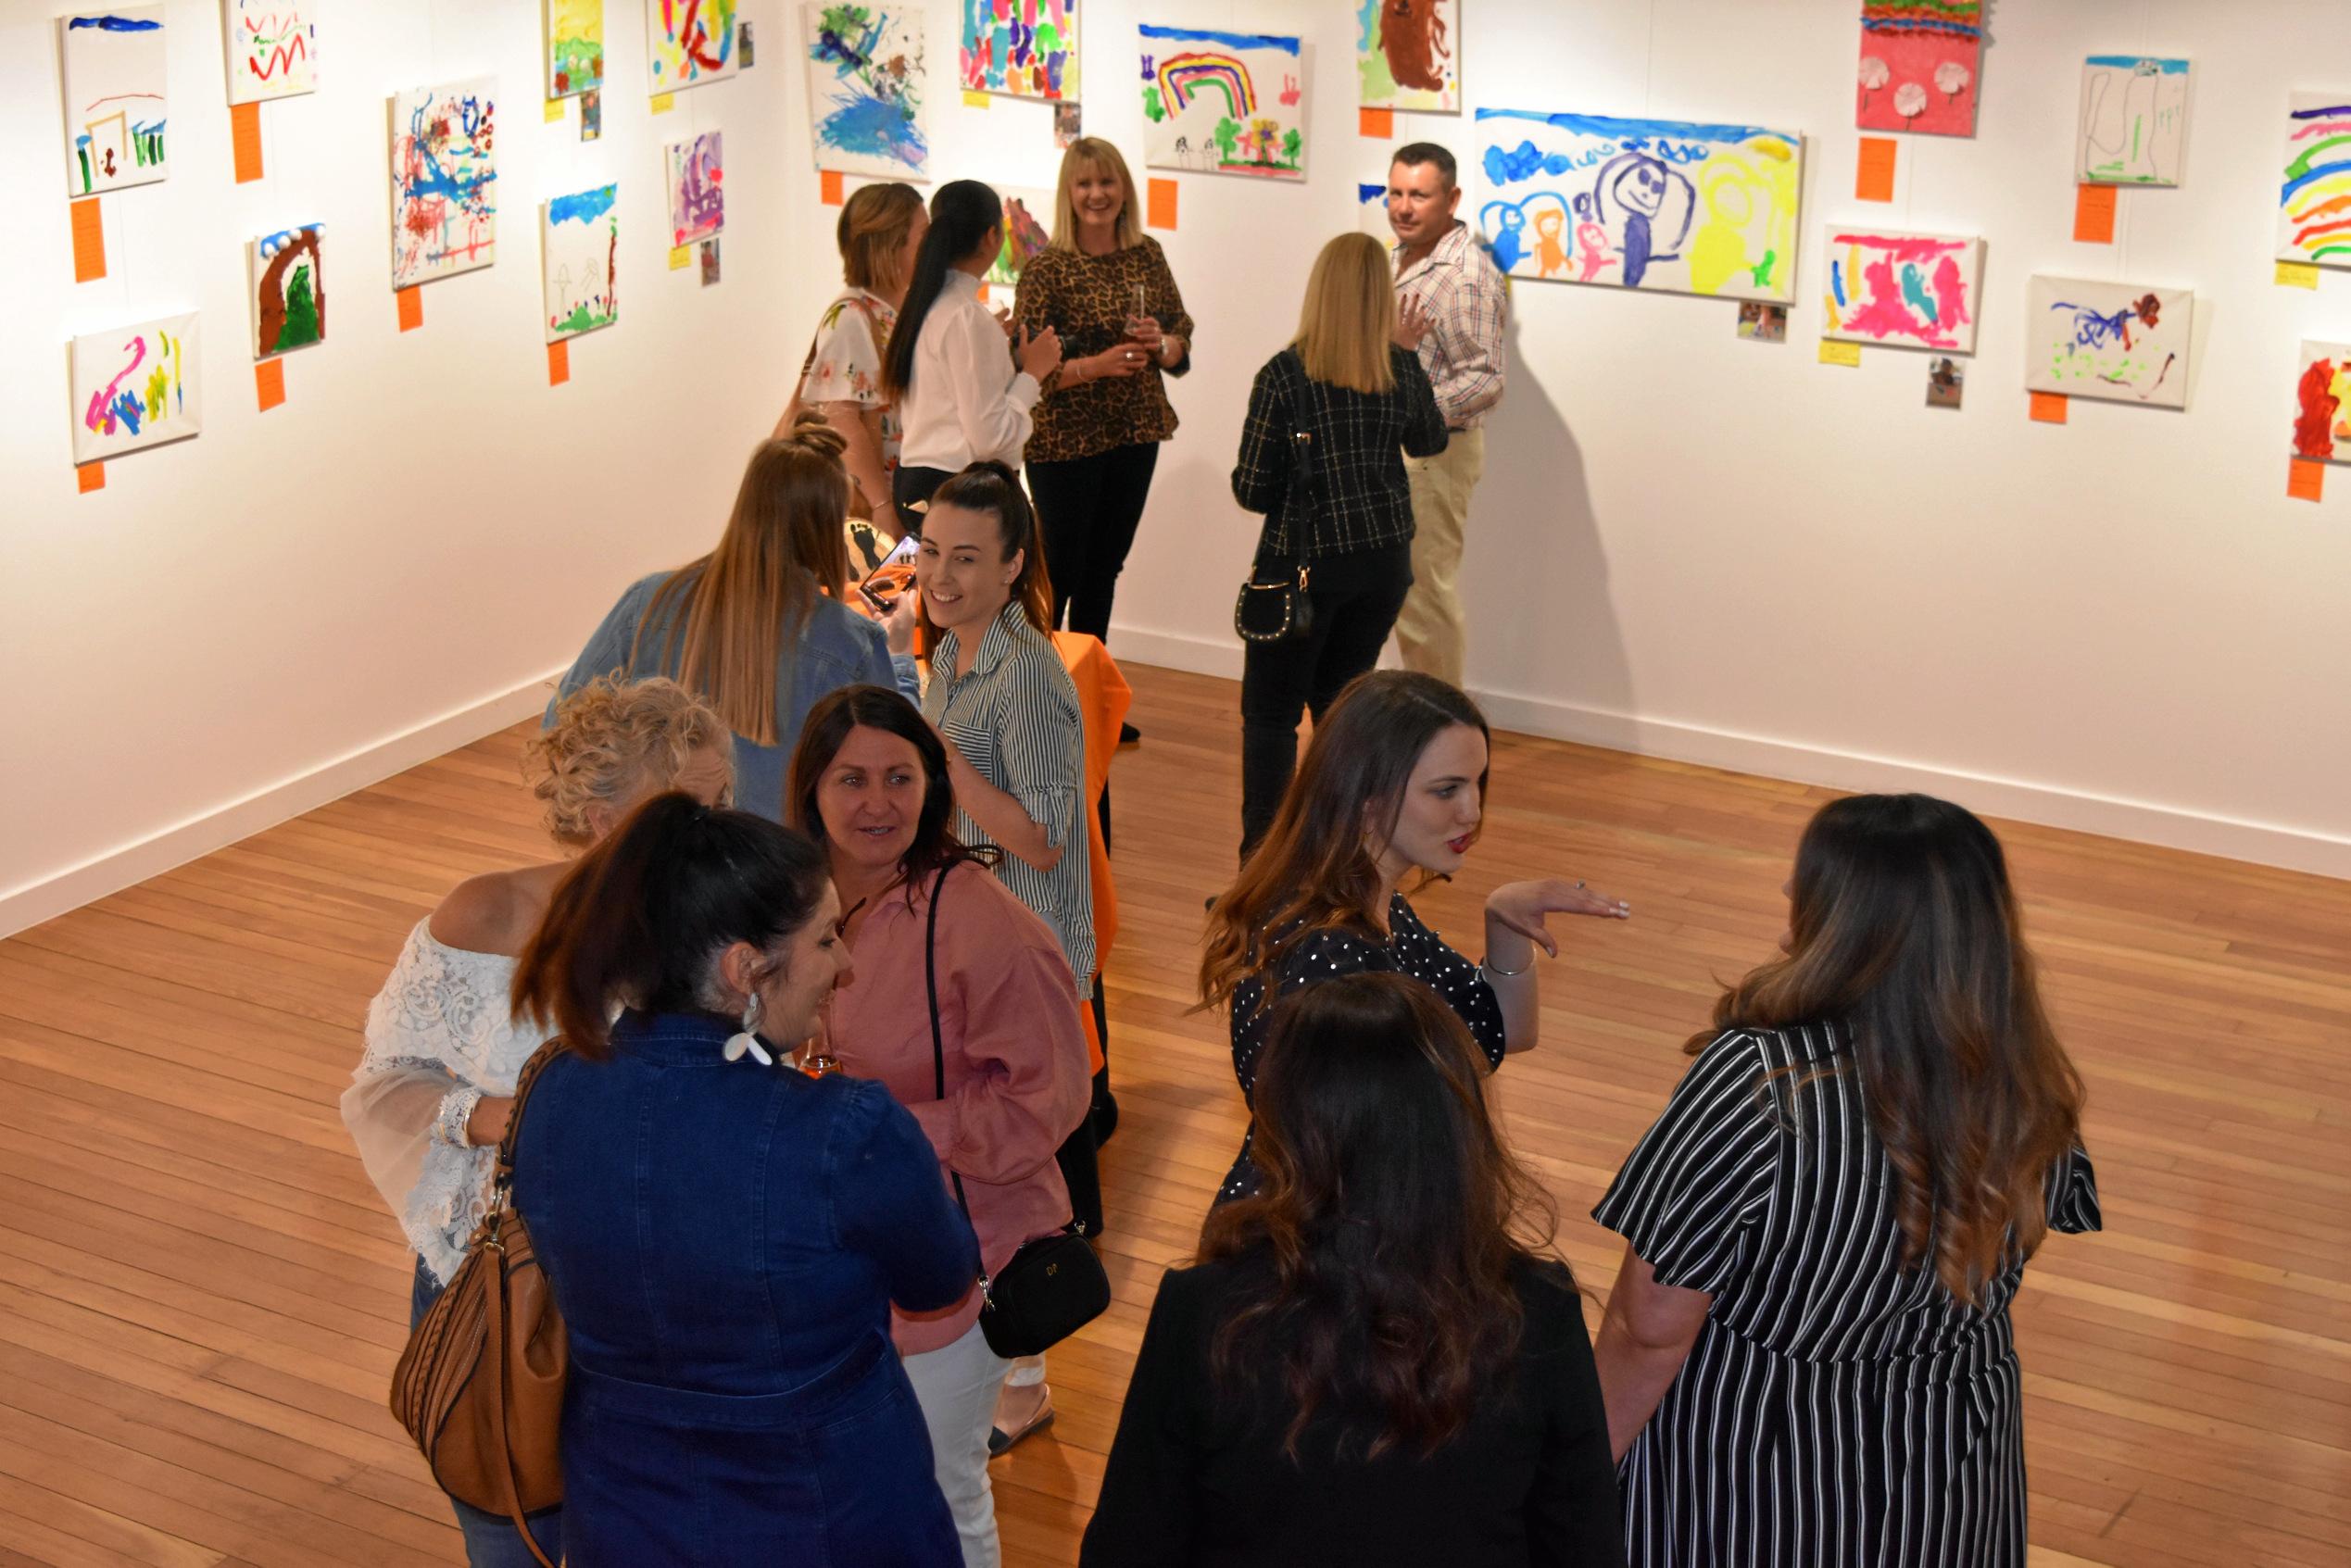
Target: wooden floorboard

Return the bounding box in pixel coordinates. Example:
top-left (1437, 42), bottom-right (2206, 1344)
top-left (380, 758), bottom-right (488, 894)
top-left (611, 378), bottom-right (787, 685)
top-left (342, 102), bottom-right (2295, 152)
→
top-left (1, 661), bottom-right (2345, 1566)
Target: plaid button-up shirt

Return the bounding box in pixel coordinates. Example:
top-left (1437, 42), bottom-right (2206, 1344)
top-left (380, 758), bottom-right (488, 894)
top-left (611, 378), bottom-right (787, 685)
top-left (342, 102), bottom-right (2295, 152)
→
top-left (1395, 220), bottom-right (1509, 431)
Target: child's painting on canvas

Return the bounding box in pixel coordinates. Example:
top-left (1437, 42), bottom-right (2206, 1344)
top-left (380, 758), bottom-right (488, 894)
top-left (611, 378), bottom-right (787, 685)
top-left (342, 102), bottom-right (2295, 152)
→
top-left (545, 185), bottom-right (619, 341)
top-left (961, 0), bottom-right (1075, 100)
top-left (2294, 341), bottom-right (2351, 462)
top-left (1857, 1), bottom-right (1980, 138)
top-left (71, 312), bottom-right (200, 464)
top-left (1821, 229), bottom-right (1982, 354)
top-left (389, 80), bottom-right (497, 287)
top-left (647, 0), bottom-right (739, 94)
top-left (2025, 276), bottom-right (2193, 409)
top-left (547, 0), bottom-right (604, 97)
top-left (1139, 26), bottom-right (1306, 182)
top-left (669, 131), bottom-right (724, 246)
top-left (803, 3), bottom-right (928, 179)
top-left (226, 1), bottom-right (316, 104)
top-left (60, 7), bottom-right (169, 196)
top-left (2078, 57), bottom-right (2189, 186)
top-left (2280, 92), bottom-right (2351, 269)
top-left (1356, 0), bottom-right (1455, 114)
top-left (249, 223), bottom-right (325, 358)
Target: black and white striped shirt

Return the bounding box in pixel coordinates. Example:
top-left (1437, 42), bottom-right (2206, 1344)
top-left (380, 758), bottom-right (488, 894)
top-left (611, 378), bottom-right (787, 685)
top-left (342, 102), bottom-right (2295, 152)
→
top-left (924, 605), bottom-right (1095, 995)
top-left (1595, 1022), bottom-right (2101, 1568)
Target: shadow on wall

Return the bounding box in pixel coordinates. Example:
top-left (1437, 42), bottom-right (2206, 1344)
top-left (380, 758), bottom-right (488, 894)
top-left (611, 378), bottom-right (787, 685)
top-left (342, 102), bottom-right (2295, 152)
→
top-left (1449, 310), bottom-right (1634, 737)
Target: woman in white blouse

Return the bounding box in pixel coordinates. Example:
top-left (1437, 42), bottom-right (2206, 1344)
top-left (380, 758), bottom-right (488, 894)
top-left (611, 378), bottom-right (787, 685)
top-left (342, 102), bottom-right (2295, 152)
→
top-left (881, 181), bottom-right (1062, 530)
top-left (341, 675), bottom-right (731, 1567)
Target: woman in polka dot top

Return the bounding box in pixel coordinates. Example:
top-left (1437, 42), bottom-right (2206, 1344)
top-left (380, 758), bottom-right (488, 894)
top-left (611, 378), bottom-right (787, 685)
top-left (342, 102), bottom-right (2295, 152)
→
top-left (1199, 671), bottom-right (1630, 1203)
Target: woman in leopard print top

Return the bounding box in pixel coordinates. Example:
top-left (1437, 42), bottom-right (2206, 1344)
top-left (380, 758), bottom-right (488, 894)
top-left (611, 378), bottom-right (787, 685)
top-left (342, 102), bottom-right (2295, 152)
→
top-left (1012, 139), bottom-right (1196, 656)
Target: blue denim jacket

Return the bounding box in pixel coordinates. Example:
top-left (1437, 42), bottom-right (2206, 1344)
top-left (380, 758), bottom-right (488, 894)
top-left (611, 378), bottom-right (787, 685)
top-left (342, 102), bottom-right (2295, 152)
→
top-left (513, 1011), bottom-right (977, 1562)
top-left (549, 570), bottom-right (921, 821)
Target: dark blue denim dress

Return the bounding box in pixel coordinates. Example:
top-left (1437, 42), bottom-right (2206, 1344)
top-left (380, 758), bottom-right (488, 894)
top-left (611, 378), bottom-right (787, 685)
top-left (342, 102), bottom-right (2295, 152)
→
top-left (511, 1010), bottom-right (979, 1565)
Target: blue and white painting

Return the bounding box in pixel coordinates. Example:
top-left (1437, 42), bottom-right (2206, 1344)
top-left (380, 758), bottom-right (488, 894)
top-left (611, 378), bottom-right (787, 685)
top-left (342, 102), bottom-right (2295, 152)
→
top-left (2025, 275), bottom-right (2194, 409)
top-left (1474, 108), bottom-right (1803, 304)
top-left (59, 7), bottom-right (168, 197)
top-left (802, 2), bottom-right (929, 180)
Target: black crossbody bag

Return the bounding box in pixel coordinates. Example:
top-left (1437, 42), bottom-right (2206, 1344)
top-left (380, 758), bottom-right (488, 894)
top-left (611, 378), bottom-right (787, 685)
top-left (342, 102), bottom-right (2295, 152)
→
top-left (1235, 357), bottom-right (1319, 643)
top-left (925, 866), bottom-right (1112, 1358)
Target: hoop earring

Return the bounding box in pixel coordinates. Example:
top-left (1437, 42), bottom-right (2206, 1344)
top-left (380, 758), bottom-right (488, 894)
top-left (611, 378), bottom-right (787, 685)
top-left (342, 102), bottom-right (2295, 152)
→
top-left (723, 987), bottom-right (773, 1066)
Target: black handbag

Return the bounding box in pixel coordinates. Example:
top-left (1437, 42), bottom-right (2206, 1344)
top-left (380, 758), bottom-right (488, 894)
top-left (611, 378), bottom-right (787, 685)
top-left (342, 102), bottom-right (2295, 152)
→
top-left (1234, 412), bottom-right (1319, 644)
top-left (925, 867), bottom-right (1113, 1359)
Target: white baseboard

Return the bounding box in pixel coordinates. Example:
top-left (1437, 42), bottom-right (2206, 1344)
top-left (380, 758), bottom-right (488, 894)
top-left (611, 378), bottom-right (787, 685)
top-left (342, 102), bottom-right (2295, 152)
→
top-left (0, 671), bottom-right (563, 940)
top-left (1105, 625), bottom-right (2351, 881)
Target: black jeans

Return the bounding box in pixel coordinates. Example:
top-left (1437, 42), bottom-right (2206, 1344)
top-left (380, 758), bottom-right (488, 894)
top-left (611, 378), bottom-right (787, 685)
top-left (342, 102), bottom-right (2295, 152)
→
top-left (892, 464), bottom-right (957, 532)
top-left (1238, 546), bottom-right (1413, 858)
top-left (1026, 443), bottom-right (1162, 641)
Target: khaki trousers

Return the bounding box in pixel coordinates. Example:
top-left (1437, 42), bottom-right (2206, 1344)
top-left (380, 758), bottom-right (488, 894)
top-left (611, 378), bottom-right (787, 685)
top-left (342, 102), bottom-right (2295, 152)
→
top-left (1396, 425), bottom-right (1486, 688)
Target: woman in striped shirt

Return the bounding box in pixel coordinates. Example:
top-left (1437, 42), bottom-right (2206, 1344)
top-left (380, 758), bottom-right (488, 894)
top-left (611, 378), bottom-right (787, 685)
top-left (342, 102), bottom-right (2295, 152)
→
top-left (1592, 793), bottom-right (2101, 1568)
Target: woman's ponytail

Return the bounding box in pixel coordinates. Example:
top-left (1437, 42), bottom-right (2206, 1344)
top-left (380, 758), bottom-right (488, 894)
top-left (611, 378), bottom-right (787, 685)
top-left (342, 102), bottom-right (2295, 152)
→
top-left (880, 181), bottom-right (1005, 400)
top-left (931, 459), bottom-right (1054, 633)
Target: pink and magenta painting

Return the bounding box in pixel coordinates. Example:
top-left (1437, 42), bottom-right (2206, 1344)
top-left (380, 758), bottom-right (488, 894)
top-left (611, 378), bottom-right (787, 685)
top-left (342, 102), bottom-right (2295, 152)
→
top-left (1857, 2), bottom-right (1980, 138)
top-left (1821, 229), bottom-right (1982, 355)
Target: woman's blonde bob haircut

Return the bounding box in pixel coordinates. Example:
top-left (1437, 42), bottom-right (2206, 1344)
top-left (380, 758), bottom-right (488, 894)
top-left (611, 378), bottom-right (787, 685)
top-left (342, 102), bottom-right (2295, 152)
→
top-left (1293, 232), bottom-right (1398, 395)
top-left (1049, 137), bottom-right (1144, 252)
top-left (838, 182), bottom-right (926, 293)
top-left (528, 676), bottom-right (735, 847)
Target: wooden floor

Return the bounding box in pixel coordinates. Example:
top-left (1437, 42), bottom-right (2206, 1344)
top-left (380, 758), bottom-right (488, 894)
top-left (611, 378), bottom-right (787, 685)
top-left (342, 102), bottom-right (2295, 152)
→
top-left (1, 662), bottom-right (2345, 1567)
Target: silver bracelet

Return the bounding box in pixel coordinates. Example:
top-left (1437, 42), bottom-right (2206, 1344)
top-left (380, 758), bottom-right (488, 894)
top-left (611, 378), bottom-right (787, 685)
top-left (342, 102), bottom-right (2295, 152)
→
top-left (433, 1085), bottom-right (485, 1148)
top-left (1479, 957), bottom-right (1532, 980)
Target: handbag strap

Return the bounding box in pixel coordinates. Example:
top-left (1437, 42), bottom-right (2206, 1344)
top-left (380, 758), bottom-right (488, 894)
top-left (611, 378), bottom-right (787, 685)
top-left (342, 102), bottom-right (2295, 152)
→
top-left (923, 865), bottom-right (978, 1226)
top-left (1259, 351), bottom-right (1317, 565)
top-left (484, 1036), bottom-right (565, 1568)
top-left (491, 1037), bottom-right (567, 1197)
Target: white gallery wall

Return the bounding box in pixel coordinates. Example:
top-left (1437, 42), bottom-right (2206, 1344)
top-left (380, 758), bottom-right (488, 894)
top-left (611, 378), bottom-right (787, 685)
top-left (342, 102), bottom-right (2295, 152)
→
top-left (5, 0), bottom-right (2349, 937)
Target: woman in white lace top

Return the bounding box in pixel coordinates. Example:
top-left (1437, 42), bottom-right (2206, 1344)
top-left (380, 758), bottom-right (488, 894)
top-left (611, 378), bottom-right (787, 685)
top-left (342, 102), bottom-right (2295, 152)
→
top-left (342, 675), bottom-right (732, 1566)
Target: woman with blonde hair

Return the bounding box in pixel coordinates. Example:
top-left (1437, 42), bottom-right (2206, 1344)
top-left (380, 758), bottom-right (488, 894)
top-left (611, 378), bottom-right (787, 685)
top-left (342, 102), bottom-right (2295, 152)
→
top-left (1229, 232), bottom-right (1447, 854)
top-left (778, 181), bottom-right (928, 538)
top-left (343, 675), bottom-right (734, 1567)
top-left (1592, 793), bottom-right (2099, 1566)
top-left (552, 415), bottom-right (919, 820)
top-left (1012, 138), bottom-right (1194, 694)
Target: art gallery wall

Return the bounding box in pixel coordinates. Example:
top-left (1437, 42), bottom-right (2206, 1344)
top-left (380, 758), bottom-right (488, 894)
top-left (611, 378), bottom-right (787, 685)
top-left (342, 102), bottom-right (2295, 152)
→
top-left (4, 0), bottom-right (2348, 938)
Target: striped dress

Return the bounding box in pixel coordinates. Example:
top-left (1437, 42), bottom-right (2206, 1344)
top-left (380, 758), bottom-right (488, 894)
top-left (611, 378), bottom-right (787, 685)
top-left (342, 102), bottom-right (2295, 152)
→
top-left (1593, 1023), bottom-right (2100, 1568)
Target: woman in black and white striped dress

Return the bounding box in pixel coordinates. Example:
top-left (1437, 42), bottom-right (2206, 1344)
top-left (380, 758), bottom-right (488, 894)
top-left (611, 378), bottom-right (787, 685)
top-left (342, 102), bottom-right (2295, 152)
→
top-left (1591, 793), bottom-right (2100, 1568)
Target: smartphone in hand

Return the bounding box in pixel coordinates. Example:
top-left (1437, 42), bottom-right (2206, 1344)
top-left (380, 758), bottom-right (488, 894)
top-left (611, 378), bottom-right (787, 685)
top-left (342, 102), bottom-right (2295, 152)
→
top-left (857, 532), bottom-right (922, 617)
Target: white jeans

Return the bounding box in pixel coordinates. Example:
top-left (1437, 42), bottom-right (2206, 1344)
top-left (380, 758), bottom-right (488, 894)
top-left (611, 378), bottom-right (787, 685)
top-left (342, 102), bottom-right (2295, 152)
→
top-left (902, 1322), bottom-right (1012, 1568)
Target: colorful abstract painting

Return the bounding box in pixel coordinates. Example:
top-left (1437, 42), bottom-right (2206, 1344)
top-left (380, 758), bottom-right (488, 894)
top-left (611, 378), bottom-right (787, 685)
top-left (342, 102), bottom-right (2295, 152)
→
top-left (2026, 276), bottom-right (2193, 409)
top-left (70, 312), bottom-right (200, 464)
top-left (1140, 26), bottom-right (1306, 182)
top-left (544, 186), bottom-right (618, 341)
top-left (961, 0), bottom-right (1075, 100)
top-left (647, 0), bottom-right (739, 94)
top-left (2294, 341), bottom-right (2351, 462)
top-left (547, 0), bottom-right (604, 97)
top-left (226, 1), bottom-right (315, 104)
top-left (802, 3), bottom-right (928, 180)
top-left (248, 224), bottom-right (324, 358)
top-left (1857, 2), bottom-right (1980, 139)
top-left (1475, 109), bottom-right (1803, 303)
top-left (2078, 57), bottom-right (2189, 186)
top-left (2280, 92), bottom-right (2351, 269)
top-left (1821, 228), bottom-right (1981, 354)
top-left (1356, 0), bottom-right (1455, 113)
top-left (389, 80), bottom-right (497, 287)
top-left (60, 8), bottom-right (168, 197)
top-left (667, 131), bottom-right (724, 246)
top-left (986, 185), bottom-right (1053, 287)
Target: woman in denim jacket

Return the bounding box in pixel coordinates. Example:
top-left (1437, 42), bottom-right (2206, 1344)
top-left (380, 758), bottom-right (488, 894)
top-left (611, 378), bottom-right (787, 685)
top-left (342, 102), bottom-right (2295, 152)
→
top-left (509, 793), bottom-right (979, 1564)
top-left (551, 417), bottom-right (923, 821)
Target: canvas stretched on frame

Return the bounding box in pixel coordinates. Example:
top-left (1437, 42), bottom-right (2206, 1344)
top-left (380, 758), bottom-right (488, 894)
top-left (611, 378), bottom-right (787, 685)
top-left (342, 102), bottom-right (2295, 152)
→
top-left (1821, 228), bottom-right (1983, 354)
top-left (70, 311), bottom-right (201, 464)
top-left (1356, 0), bottom-right (1456, 114)
top-left (545, 186), bottom-right (619, 342)
top-left (249, 223), bottom-right (325, 358)
top-left (668, 131), bottom-right (724, 246)
top-left (2025, 276), bottom-right (2194, 409)
top-left (2294, 341), bottom-right (2351, 462)
top-left (60, 7), bottom-right (169, 197)
top-left (225, 0), bottom-right (316, 104)
top-left (1475, 108), bottom-right (1804, 304)
top-left (2078, 57), bottom-right (2189, 186)
top-left (960, 0), bottom-right (1075, 100)
top-left (986, 184), bottom-right (1053, 287)
top-left (547, 0), bottom-right (604, 97)
top-left (1857, 1), bottom-right (1980, 138)
top-left (1139, 26), bottom-right (1307, 182)
top-left (647, 0), bottom-right (739, 94)
top-left (802, 3), bottom-right (929, 180)
top-left (389, 79), bottom-right (497, 287)
top-left (2279, 91), bottom-right (2351, 269)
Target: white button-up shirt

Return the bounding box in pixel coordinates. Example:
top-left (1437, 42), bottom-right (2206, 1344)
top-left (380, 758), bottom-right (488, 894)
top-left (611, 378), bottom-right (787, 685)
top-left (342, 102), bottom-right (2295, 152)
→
top-left (899, 270), bottom-right (1042, 472)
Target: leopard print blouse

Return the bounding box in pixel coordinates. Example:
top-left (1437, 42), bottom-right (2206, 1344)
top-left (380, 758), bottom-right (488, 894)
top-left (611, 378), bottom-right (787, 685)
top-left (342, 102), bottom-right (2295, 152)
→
top-left (1012, 237), bottom-right (1196, 464)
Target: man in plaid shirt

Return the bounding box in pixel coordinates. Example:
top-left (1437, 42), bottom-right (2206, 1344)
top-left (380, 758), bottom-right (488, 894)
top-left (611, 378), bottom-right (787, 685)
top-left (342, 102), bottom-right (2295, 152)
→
top-left (1386, 143), bottom-right (1508, 688)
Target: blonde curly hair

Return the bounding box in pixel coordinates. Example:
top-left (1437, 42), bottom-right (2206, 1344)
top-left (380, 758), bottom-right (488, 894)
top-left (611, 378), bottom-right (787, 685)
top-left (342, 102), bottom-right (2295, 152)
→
top-left (529, 676), bottom-right (734, 847)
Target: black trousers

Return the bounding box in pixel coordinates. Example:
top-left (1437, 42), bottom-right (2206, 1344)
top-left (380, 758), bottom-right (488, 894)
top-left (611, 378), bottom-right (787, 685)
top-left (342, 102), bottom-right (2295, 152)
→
top-left (891, 464), bottom-right (957, 532)
top-left (1026, 442), bottom-right (1162, 641)
top-left (1238, 546), bottom-right (1413, 858)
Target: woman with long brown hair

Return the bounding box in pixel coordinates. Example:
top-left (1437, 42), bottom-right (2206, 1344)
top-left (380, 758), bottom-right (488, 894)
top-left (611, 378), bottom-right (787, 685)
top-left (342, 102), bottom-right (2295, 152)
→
top-left (1591, 793), bottom-right (2100, 1568)
top-left (551, 415), bottom-right (920, 821)
top-left (1080, 972), bottom-right (1622, 1565)
top-left (1201, 670), bottom-right (1628, 1204)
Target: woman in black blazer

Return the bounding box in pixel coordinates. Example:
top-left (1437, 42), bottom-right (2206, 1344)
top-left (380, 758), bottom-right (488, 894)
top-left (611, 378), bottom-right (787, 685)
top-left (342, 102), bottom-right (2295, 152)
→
top-left (1080, 973), bottom-right (1621, 1568)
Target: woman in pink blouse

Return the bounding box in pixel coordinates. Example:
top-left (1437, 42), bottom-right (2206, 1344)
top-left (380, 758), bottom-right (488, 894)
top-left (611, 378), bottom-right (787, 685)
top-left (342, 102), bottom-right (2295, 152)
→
top-left (788, 683), bottom-right (1093, 1568)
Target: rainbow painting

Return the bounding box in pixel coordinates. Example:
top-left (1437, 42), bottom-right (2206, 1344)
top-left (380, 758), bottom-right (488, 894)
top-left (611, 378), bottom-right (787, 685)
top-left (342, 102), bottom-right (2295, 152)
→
top-left (2294, 342), bottom-right (2351, 463)
top-left (961, 0), bottom-right (1075, 101)
top-left (1138, 26), bottom-right (1305, 182)
top-left (2279, 92), bottom-right (2351, 269)
top-left (1821, 229), bottom-right (1982, 354)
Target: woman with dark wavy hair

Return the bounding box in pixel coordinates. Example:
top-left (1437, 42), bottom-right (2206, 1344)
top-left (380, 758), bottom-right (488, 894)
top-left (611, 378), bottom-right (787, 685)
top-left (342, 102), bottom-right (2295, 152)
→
top-left (1591, 793), bottom-right (2101, 1568)
top-left (1080, 972), bottom-right (1621, 1566)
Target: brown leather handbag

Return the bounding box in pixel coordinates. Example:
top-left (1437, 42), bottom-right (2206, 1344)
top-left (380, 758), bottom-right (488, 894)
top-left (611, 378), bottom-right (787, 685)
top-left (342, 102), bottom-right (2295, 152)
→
top-left (390, 1040), bottom-right (570, 1568)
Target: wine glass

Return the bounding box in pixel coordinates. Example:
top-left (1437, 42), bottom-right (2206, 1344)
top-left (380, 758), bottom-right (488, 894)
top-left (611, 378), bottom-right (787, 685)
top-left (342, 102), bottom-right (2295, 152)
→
top-left (1124, 282), bottom-right (1154, 344)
